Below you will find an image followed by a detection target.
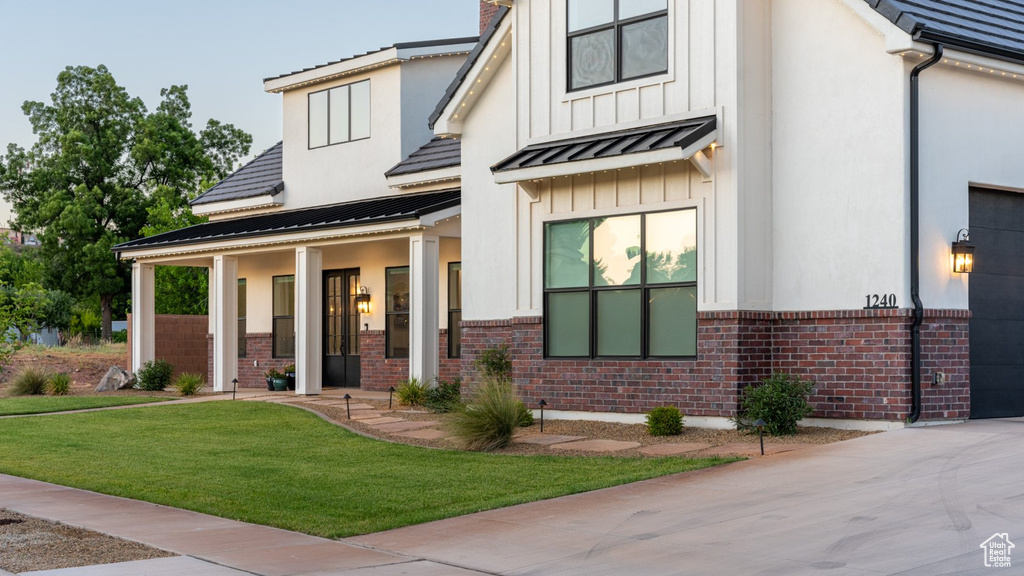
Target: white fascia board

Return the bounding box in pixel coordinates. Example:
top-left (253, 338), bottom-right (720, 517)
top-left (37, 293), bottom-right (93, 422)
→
top-left (433, 22), bottom-right (513, 137)
top-left (264, 48), bottom-right (399, 93)
top-left (386, 166), bottom-right (461, 188)
top-left (419, 205), bottom-right (461, 227)
top-left (399, 43), bottom-right (477, 60)
top-left (493, 131), bottom-right (717, 184)
top-left (190, 195), bottom-right (283, 217)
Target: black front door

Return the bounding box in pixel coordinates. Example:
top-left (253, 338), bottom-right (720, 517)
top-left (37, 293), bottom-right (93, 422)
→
top-left (323, 269), bottom-right (361, 387)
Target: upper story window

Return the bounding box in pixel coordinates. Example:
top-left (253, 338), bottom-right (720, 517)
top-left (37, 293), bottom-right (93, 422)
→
top-left (567, 0), bottom-right (668, 91)
top-left (308, 79), bottom-right (370, 149)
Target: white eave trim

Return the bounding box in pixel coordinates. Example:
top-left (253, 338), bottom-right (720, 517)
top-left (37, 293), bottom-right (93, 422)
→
top-left (264, 48), bottom-right (400, 93)
top-left (492, 131), bottom-right (717, 184)
top-left (433, 20), bottom-right (513, 137)
top-left (190, 194), bottom-right (283, 217)
top-left (386, 165), bottom-right (461, 189)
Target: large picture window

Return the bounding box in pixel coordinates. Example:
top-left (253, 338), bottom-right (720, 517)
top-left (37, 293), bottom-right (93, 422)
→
top-left (567, 0), bottom-right (668, 91)
top-left (386, 267), bottom-right (410, 358)
top-left (448, 262), bottom-right (462, 358)
top-left (308, 80), bottom-right (370, 148)
top-left (272, 275), bottom-right (295, 358)
top-left (543, 208), bottom-right (697, 358)
top-left (238, 279), bottom-right (247, 358)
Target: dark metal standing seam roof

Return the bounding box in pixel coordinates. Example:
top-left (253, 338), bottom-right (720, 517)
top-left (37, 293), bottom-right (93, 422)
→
top-left (428, 6), bottom-right (510, 130)
top-left (865, 0), bottom-right (1024, 63)
top-left (116, 190), bottom-right (460, 253)
top-left (191, 142), bottom-right (283, 206)
top-left (491, 116), bottom-right (717, 174)
top-left (385, 137), bottom-right (461, 177)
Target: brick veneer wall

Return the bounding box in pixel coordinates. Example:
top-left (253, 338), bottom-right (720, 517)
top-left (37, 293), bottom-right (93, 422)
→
top-left (127, 314), bottom-right (208, 379)
top-left (460, 309), bottom-right (970, 422)
top-left (360, 330), bottom-right (408, 391)
top-left (479, 0), bottom-right (500, 34)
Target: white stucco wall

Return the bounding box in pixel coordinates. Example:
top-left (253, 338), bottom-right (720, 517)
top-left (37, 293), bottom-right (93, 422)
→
top-left (399, 57), bottom-right (467, 159)
top-left (771, 0), bottom-right (907, 311)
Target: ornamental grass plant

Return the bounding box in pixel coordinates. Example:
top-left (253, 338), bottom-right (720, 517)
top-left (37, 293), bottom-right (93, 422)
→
top-left (449, 376), bottom-right (532, 451)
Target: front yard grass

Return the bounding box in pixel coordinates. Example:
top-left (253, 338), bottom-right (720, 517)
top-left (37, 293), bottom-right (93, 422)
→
top-left (0, 402), bottom-right (736, 537)
top-left (0, 396), bottom-right (168, 416)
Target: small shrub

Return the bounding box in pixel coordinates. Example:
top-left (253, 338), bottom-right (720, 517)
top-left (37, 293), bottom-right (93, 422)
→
top-left (646, 406), bottom-right (683, 436)
top-left (449, 377), bottom-right (533, 451)
top-left (264, 368), bottom-right (285, 379)
top-left (109, 329), bottom-right (128, 343)
top-left (136, 359), bottom-right (173, 391)
top-left (173, 372), bottom-right (205, 396)
top-left (396, 377), bottom-right (430, 407)
top-left (474, 343), bottom-right (512, 380)
top-left (424, 377), bottom-right (463, 413)
top-left (738, 372), bottom-right (814, 435)
top-left (49, 373), bottom-right (72, 396)
top-left (8, 367), bottom-right (50, 396)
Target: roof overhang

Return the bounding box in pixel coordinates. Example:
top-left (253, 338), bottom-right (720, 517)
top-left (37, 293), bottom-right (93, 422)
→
top-left (191, 194), bottom-right (284, 217)
top-left (432, 17), bottom-right (512, 136)
top-left (386, 166), bottom-right (461, 189)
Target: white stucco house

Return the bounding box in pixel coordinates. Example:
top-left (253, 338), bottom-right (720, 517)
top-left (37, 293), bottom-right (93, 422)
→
top-left (118, 0), bottom-right (1024, 427)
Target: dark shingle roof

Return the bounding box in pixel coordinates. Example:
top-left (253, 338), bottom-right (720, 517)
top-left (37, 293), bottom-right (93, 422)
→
top-left (264, 37), bottom-right (479, 84)
top-left (866, 0), bottom-right (1024, 62)
top-left (491, 116), bottom-right (717, 174)
top-left (191, 142), bottom-right (283, 206)
top-left (118, 190), bottom-right (460, 252)
top-left (385, 137), bottom-right (461, 178)
top-left (428, 6), bottom-right (510, 130)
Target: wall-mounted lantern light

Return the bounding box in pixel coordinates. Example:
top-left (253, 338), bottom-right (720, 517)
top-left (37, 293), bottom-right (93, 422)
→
top-left (952, 229), bottom-right (974, 274)
top-left (355, 286), bottom-right (371, 314)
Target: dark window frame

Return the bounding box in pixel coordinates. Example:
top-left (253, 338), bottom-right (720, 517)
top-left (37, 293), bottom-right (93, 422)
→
top-left (566, 0), bottom-right (669, 92)
top-left (238, 278), bottom-right (247, 358)
top-left (307, 79), bottom-right (371, 149)
top-left (385, 265), bottom-right (410, 359)
top-left (272, 274), bottom-right (295, 359)
top-left (543, 208), bottom-right (697, 360)
top-left (448, 262), bottom-right (462, 358)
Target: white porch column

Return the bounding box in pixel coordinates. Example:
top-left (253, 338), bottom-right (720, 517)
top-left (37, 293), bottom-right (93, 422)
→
top-left (409, 234), bottom-right (440, 382)
top-left (212, 255), bottom-right (238, 393)
top-left (130, 261), bottom-right (155, 373)
top-left (295, 246), bottom-right (322, 395)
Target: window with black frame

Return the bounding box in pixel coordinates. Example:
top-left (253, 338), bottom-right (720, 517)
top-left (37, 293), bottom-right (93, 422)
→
top-left (308, 79), bottom-right (370, 148)
top-left (272, 275), bottom-right (295, 358)
top-left (386, 267), bottom-right (410, 358)
top-left (567, 0), bottom-right (668, 91)
top-left (448, 262), bottom-right (462, 358)
top-left (544, 208), bottom-right (697, 358)
top-left (238, 278), bottom-right (247, 358)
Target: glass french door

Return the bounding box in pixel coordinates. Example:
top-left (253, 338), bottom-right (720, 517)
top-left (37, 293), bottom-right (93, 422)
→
top-left (323, 269), bottom-right (360, 387)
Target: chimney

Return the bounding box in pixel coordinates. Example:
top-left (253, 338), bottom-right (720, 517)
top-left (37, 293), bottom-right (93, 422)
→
top-left (480, 1), bottom-right (500, 35)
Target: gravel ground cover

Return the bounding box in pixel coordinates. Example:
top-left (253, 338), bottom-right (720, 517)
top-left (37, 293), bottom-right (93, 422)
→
top-left (0, 509), bottom-right (174, 573)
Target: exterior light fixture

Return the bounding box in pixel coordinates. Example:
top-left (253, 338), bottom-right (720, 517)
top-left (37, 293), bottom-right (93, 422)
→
top-left (753, 418), bottom-right (766, 456)
top-left (388, 386), bottom-right (396, 410)
top-left (538, 399), bottom-right (547, 433)
top-left (355, 286), bottom-right (371, 314)
top-left (952, 229), bottom-right (974, 274)
top-left (231, 378), bottom-right (238, 401)
top-left (343, 393), bottom-right (352, 419)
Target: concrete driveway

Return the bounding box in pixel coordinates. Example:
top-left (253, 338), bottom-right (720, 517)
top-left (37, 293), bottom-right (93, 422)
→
top-left (351, 419), bottom-right (1024, 575)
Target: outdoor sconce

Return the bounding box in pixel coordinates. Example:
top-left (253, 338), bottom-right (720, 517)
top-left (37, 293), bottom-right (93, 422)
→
top-left (952, 229), bottom-right (974, 274)
top-left (355, 286), bottom-right (371, 314)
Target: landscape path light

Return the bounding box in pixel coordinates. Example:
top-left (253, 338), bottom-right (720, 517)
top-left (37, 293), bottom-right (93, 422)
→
top-left (753, 418), bottom-right (766, 456)
top-left (343, 393), bottom-right (352, 419)
top-left (388, 386), bottom-right (396, 410)
top-left (538, 399), bottom-right (547, 432)
top-left (231, 378), bottom-right (238, 401)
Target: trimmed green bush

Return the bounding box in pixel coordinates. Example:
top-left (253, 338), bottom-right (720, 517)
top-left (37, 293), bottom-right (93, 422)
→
top-left (136, 359), bottom-right (173, 391)
top-left (174, 372), bottom-right (205, 396)
top-left (9, 367), bottom-right (50, 396)
top-left (474, 343), bottom-right (512, 380)
top-left (424, 377), bottom-right (463, 413)
top-left (395, 377), bottom-right (430, 407)
top-left (109, 330), bottom-right (128, 343)
top-left (646, 406), bottom-right (683, 436)
top-left (48, 373), bottom-right (72, 396)
top-left (738, 372), bottom-right (814, 435)
top-left (449, 377), bottom-right (533, 451)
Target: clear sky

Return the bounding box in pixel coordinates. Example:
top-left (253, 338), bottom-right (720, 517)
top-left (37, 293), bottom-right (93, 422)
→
top-left (0, 0), bottom-right (480, 161)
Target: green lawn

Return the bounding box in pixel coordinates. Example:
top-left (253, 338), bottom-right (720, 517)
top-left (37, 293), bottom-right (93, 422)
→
top-left (0, 402), bottom-right (735, 537)
top-left (0, 396), bottom-right (168, 416)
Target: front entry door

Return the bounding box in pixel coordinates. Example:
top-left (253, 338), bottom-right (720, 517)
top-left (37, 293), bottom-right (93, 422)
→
top-left (323, 269), bottom-right (361, 387)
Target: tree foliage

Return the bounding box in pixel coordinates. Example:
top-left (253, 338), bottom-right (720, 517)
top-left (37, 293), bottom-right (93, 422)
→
top-left (0, 65), bottom-right (251, 337)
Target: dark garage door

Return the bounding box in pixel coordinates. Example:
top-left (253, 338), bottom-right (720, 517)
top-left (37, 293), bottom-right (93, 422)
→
top-left (970, 188), bottom-right (1024, 418)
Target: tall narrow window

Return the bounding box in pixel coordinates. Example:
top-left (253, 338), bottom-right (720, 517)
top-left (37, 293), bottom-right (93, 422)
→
top-left (272, 275), bottom-right (295, 358)
top-left (386, 267), bottom-right (410, 358)
top-left (308, 80), bottom-right (371, 149)
top-left (448, 262), bottom-right (462, 358)
top-left (238, 279), bottom-right (247, 358)
top-left (567, 0), bottom-right (668, 91)
top-left (543, 208), bottom-right (697, 358)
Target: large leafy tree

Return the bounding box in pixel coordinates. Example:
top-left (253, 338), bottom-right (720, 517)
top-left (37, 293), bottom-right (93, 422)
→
top-left (0, 65), bottom-right (251, 338)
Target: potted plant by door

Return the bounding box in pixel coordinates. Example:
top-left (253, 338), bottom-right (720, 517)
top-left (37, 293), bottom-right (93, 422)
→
top-left (265, 368), bottom-right (287, 391)
top-left (263, 368), bottom-right (275, 390)
top-left (283, 364), bottom-right (296, 390)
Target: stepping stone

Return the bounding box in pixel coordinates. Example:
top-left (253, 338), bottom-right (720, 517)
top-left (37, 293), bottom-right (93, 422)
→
top-left (703, 443), bottom-right (813, 457)
top-left (350, 411), bottom-right (384, 420)
top-left (514, 435), bottom-right (586, 446)
top-left (550, 439), bottom-right (641, 452)
top-left (346, 402), bottom-right (376, 410)
top-left (359, 417), bottom-right (405, 425)
top-left (372, 420), bottom-right (439, 433)
top-left (396, 428), bottom-right (448, 440)
top-left (638, 443), bottom-right (712, 456)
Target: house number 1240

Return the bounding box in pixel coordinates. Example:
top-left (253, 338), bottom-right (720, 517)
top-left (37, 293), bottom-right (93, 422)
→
top-left (864, 294), bottom-right (897, 309)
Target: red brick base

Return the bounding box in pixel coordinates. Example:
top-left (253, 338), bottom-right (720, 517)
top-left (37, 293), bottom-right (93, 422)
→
top-left (127, 314), bottom-right (208, 379)
top-left (460, 309), bottom-right (970, 422)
